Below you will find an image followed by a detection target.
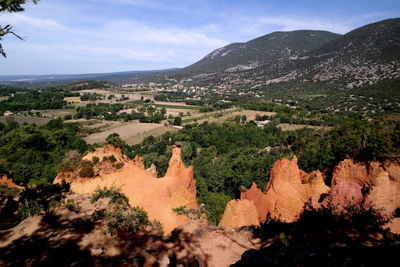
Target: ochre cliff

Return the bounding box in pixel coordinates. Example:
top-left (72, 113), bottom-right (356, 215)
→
top-left (218, 199), bottom-right (260, 228)
top-left (330, 159), bottom-right (400, 217)
top-left (219, 157), bottom-right (400, 233)
top-left (0, 175), bottom-right (24, 190)
top-left (219, 157), bottom-right (329, 228)
top-left (54, 144), bottom-right (197, 234)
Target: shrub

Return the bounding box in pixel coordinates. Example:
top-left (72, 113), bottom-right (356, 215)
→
top-left (17, 200), bottom-right (43, 219)
top-left (63, 114), bottom-right (72, 120)
top-left (59, 150), bottom-right (82, 172)
top-left (106, 133), bottom-right (124, 147)
top-left (105, 206), bottom-right (150, 235)
top-left (79, 160), bottom-right (95, 178)
top-left (91, 187), bottom-right (154, 235)
top-left (115, 162), bottom-right (124, 169)
top-left (173, 116), bottom-right (182, 126)
top-left (90, 187), bottom-right (129, 205)
top-left (103, 155), bottom-right (117, 162)
top-left (172, 205), bottom-right (208, 220)
top-left (92, 156), bottom-right (100, 165)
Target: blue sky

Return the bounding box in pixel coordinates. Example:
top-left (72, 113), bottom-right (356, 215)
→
top-left (0, 0), bottom-right (399, 75)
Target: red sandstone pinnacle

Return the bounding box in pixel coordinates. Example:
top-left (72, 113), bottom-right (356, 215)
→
top-left (54, 144), bottom-right (197, 234)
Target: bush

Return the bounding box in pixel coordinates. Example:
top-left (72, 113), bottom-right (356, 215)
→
top-left (92, 156), bottom-right (100, 165)
top-left (234, 204), bottom-right (394, 267)
top-left (172, 205), bottom-right (208, 220)
top-left (115, 162), bottom-right (124, 169)
top-left (90, 187), bottom-right (129, 205)
top-left (17, 200), bottom-right (43, 219)
top-left (58, 150), bottom-right (82, 172)
top-left (105, 206), bottom-right (150, 235)
top-left (173, 116), bottom-right (182, 126)
top-left (63, 114), bottom-right (72, 120)
top-left (106, 133), bottom-right (124, 147)
top-left (103, 155), bottom-right (117, 162)
top-left (91, 187), bottom-right (155, 235)
top-left (79, 160), bottom-right (95, 178)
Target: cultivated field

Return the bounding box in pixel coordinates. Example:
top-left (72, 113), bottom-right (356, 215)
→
top-left (277, 123), bottom-right (331, 131)
top-left (0, 116), bottom-right (51, 126)
top-left (183, 109), bottom-right (276, 124)
top-left (124, 125), bottom-right (178, 145)
top-left (83, 121), bottom-right (177, 145)
top-left (38, 109), bottom-right (76, 118)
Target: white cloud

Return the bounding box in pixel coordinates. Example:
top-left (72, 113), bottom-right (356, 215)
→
top-left (100, 20), bottom-right (227, 47)
top-left (0, 13), bottom-right (66, 31)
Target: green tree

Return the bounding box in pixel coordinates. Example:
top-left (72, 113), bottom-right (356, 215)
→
top-left (1, 0), bottom-right (40, 57)
top-left (241, 115), bottom-right (247, 123)
top-left (173, 116), bottom-right (182, 126)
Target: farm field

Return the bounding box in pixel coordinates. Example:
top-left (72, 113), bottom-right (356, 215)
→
top-left (83, 121), bottom-right (176, 145)
top-left (0, 116), bottom-right (51, 126)
top-left (183, 109), bottom-right (276, 124)
top-left (38, 109), bottom-right (75, 118)
top-left (277, 123), bottom-right (331, 131)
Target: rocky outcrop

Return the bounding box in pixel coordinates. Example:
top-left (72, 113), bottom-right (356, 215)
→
top-left (219, 157), bottom-right (329, 228)
top-left (330, 159), bottom-right (400, 217)
top-left (219, 199), bottom-right (259, 228)
top-left (219, 157), bottom-right (400, 232)
top-left (54, 144), bottom-right (197, 234)
top-left (0, 175), bottom-right (24, 190)
top-left (315, 181), bottom-right (364, 212)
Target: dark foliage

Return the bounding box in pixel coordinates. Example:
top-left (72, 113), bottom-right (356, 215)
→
top-left (0, 118), bottom-right (88, 185)
top-left (233, 204), bottom-right (399, 267)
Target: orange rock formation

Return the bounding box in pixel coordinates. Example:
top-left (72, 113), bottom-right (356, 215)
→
top-left (331, 159), bottom-right (400, 217)
top-left (54, 144), bottom-right (197, 234)
top-left (219, 199), bottom-right (260, 228)
top-left (219, 157), bottom-right (329, 228)
top-left (219, 157), bottom-right (400, 232)
top-left (0, 175), bottom-right (24, 190)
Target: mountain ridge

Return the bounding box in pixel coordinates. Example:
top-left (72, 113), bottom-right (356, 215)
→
top-left (168, 18), bottom-right (400, 90)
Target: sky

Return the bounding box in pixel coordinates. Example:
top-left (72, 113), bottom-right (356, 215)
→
top-left (0, 0), bottom-right (399, 75)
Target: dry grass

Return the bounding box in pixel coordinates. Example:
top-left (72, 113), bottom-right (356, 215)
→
top-left (185, 109), bottom-right (276, 124)
top-left (277, 123), bottom-right (331, 131)
top-left (38, 109), bottom-right (76, 118)
top-left (0, 116), bottom-right (51, 126)
top-left (64, 97), bottom-right (82, 103)
top-left (125, 125), bottom-right (178, 145)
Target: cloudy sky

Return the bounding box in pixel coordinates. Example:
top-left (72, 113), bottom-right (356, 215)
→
top-left (0, 0), bottom-right (399, 75)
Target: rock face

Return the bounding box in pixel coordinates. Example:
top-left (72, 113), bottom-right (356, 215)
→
top-left (331, 159), bottom-right (400, 217)
top-left (219, 157), bottom-right (400, 232)
top-left (219, 157), bottom-right (329, 228)
top-left (219, 199), bottom-right (259, 228)
top-left (54, 144), bottom-right (197, 234)
top-left (0, 175), bottom-right (24, 190)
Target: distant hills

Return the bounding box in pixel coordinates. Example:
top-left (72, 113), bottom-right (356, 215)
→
top-left (0, 69), bottom-right (178, 88)
top-left (180, 30), bottom-right (341, 75)
top-left (169, 18), bottom-right (400, 89)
